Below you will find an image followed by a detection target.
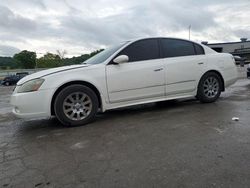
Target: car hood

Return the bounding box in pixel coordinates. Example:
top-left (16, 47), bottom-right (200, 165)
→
top-left (17, 64), bottom-right (90, 85)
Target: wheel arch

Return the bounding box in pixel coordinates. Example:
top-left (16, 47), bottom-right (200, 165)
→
top-left (199, 70), bottom-right (225, 92)
top-left (50, 80), bottom-right (102, 116)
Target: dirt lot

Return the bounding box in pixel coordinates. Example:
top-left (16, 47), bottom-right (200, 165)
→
top-left (0, 68), bottom-right (250, 188)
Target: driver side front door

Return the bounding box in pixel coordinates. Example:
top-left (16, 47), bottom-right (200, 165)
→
top-left (106, 39), bottom-right (165, 103)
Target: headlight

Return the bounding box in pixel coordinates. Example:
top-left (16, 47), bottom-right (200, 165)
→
top-left (17, 78), bottom-right (45, 93)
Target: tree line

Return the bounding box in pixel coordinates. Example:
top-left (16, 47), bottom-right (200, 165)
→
top-left (0, 49), bottom-right (104, 70)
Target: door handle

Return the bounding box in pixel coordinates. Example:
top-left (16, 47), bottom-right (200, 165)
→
top-left (154, 68), bottom-right (163, 72)
top-left (198, 62), bottom-right (204, 65)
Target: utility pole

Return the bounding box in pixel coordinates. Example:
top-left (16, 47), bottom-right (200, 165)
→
top-left (188, 25), bottom-right (191, 40)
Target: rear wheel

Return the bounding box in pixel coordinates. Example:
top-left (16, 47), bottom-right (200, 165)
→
top-left (197, 72), bottom-right (222, 103)
top-left (5, 82), bottom-right (10, 86)
top-left (54, 85), bottom-right (98, 126)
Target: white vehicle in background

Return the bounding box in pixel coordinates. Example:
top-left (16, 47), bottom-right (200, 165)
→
top-left (11, 37), bottom-right (238, 126)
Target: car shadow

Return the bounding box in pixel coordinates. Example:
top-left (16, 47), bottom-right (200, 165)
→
top-left (15, 117), bottom-right (66, 132)
top-left (15, 98), bottom-right (201, 133)
top-left (95, 98), bottom-right (200, 122)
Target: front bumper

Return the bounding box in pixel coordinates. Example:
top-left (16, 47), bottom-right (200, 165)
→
top-left (10, 87), bottom-right (53, 119)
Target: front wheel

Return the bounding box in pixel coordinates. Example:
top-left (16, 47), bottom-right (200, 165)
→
top-left (197, 72), bottom-right (223, 103)
top-left (54, 85), bottom-right (99, 126)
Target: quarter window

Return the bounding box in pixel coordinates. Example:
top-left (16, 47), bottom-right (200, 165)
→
top-left (194, 43), bottom-right (205, 55)
top-left (161, 39), bottom-right (196, 58)
top-left (118, 39), bottom-right (160, 62)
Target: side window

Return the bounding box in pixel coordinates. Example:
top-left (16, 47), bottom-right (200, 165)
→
top-left (194, 43), bottom-right (205, 55)
top-left (118, 39), bottom-right (160, 62)
top-left (161, 39), bottom-right (196, 58)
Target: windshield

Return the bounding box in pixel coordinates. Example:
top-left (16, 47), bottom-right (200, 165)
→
top-left (82, 42), bottom-right (128, 65)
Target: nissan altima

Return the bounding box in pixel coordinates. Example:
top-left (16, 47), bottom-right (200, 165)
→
top-left (11, 37), bottom-right (238, 126)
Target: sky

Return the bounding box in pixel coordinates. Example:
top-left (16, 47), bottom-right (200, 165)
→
top-left (0, 0), bottom-right (250, 57)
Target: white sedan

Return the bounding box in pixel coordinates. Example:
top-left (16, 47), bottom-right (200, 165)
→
top-left (11, 37), bottom-right (238, 126)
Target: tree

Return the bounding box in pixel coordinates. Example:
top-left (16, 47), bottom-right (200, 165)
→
top-left (62, 49), bottom-right (104, 66)
top-left (0, 57), bottom-right (19, 69)
top-left (14, 50), bottom-right (36, 69)
top-left (1, 48), bottom-right (105, 69)
top-left (56, 50), bottom-right (67, 59)
top-left (37, 53), bottom-right (62, 68)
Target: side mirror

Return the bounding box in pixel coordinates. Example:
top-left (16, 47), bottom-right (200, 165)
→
top-left (113, 55), bottom-right (129, 64)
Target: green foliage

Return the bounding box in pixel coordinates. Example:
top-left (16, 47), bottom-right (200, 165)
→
top-left (14, 50), bottom-right (36, 69)
top-left (37, 53), bottom-right (62, 68)
top-left (63, 49), bottom-right (104, 66)
top-left (0, 57), bottom-right (19, 69)
top-left (0, 49), bottom-right (104, 70)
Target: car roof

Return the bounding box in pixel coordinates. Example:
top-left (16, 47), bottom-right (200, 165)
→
top-left (127, 37), bottom-right (203, 46)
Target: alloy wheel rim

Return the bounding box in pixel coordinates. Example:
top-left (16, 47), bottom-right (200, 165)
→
top-left (63, 92), bottom-right (92, 121)
top-left (203, 77), bottom-right (219, 98)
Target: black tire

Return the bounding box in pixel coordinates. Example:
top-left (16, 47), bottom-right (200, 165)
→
top-left (197, 72), bottom-right (223, 103)
top-left (54, 84), bottom-right (99, 126)
top-left (5, 82), bottom-right (10, 86)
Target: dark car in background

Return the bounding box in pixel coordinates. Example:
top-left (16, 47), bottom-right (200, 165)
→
top-left (1, 72), bottom-right (29, 86)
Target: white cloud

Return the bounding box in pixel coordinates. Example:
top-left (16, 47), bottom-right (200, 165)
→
top-left (0, 0), bottom-right (250, 57)
top-left (0, 45), bottom-right (20, 56)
